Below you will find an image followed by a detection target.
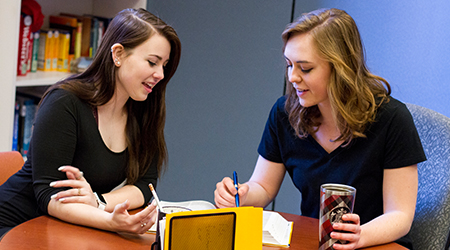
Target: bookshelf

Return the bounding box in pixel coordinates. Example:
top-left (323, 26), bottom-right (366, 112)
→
top-left (0, 0), bottom-right (147, 152)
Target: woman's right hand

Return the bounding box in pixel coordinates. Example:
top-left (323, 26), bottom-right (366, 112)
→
top-left (214, 177), bottom-right (249, 208)
top-left (109, 200), bottom-right (158, 234)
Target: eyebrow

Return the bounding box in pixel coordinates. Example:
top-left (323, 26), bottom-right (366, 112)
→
top-left (149, 54), bottom-right (163, 60)
top-left (149, 54), bottom-right (170, 64)
top-left (283, 56), bottom-right (311, 64)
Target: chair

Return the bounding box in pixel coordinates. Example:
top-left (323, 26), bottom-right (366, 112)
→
top-left (406, 103), bottom-right (450, 250)
top-left (0, 151), bottom-right (24, 185)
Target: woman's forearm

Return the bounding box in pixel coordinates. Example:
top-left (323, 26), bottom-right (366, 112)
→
top-left (48, 199), bottom-right (114, 231)
top-left (103, 185), bottom-right (145, 212)
top-left (358, 210), bottom-right (414, 248)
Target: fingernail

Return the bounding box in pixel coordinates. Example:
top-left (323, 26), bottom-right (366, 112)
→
top-left (50, 182), bottom-right (56, 187)
top-left (59, 198), bottom-right (65, 202)
top-left (58, 166), bottom-right (66, 171)
top-left (51, 194), bottom-right (57, 199)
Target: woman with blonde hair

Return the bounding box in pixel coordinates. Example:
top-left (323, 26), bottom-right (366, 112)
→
top-left (215, 8), bottom-right (425, 249)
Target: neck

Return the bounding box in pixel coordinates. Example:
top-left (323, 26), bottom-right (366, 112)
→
top-left (98, 92), bottom-right (128, 119)
top-left (316, 102), bottom-right (341, 140)
top-left (317, 101), bottom-right (336, 127)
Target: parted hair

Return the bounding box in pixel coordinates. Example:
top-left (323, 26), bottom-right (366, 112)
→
top-left (41, 8), bottom-right (181, 184)
top-left (282, 8), bottom-right (390, 144)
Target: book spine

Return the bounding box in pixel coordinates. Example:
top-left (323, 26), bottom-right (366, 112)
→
top-left (12, 102), bottom-right (20, 151)
top-left (26, 34), bottom-right (33, 73)
top-left (37, 30), bottom-right (47, 71)
top-left (80, 18), bottom-right (91, 57)
top-left (17, 15), bottom-right (33, 76)
top-left (31, 32), bottom-right (40, 72)
top-left (57, 31), bottom-right (70, 72)
top-left (75, 22), bottom-right (82, 59)
top-left (90, 18), bottom-right (99, 57)
top-left (21, 100), bottom-right (37, 157)
top-left (44, 30), bottom-right (54, 71)
top-left (97, 21), bottom-right (104, 50)
top-left (18, 101), bottom-right (26, 153)
top-left (52, 30), bottom-right (60, 71)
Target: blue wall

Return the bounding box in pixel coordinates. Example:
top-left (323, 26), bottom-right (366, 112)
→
top-left (317, 0), bottom-right (450, 117)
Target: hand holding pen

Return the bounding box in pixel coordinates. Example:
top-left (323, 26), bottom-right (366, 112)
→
top-left (214, 173), bottom-right (250, 208)
top-left (149, 183), bottom-right (162, 211)
top-left (233, 171), bottom-right (240, 207)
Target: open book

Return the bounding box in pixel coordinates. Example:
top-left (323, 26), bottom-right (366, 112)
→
top-left (148, 200), bottom-right (293, 247)
top-left (262, 210), bottom-right (294, 247)
top-left (148, 200), bottom-right (216, 231)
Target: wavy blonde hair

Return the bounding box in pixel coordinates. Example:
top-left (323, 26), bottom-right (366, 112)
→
top-left (282, 8), bottom-right (390, 144)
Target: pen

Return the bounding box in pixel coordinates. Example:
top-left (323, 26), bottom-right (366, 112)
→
top-left (233, 171), bottom-right (240, 207)
top-left (148, 183), bottom-right (163, 211)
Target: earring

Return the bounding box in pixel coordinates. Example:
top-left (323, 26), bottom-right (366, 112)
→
top-left (114, 58), bottom-right (121, 66)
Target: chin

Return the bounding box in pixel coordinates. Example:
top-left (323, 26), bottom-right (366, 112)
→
top-left (131, 95), bottom-right (149, 102)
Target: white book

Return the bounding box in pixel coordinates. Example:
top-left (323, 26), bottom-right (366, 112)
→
top-left (148, 200), bottom-right (216, 232)
top-left (262, 210), bottom-right (294, 247)
top-left (148, 200), bottom-right (293, 247)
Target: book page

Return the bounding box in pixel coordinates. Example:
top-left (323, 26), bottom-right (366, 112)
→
top-left (159, 218), bottom-right (165, 250)
top-left (262, 211), bottom-right (293, 247)
top-left (148, 200), bottom-right (216, 232)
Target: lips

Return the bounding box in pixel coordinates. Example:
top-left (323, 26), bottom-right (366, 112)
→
top-left (143, 82), bottom-right (155, 93)
top-left (296, 88), bottom-right (308, 97)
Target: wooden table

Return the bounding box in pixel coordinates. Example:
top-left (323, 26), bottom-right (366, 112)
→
top-left (0, 212), bottom-right (406, 250)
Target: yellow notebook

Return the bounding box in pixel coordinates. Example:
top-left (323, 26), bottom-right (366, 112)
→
top-left (162, 206), bottom-right (263, 250)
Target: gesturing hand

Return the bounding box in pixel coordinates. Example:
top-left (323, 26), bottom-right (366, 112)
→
top-left (109, 200), bottom-right (158, 234)
top-left (50, 165), bottom-right (98, 208)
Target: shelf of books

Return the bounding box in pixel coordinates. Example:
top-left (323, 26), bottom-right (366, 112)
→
top-left (3, 0), bottom-right (147, 153)
top-left (16, 71), bottom-right (71, 87)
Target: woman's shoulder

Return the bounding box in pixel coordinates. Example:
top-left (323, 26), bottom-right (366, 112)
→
top-left (42, 88), bottom-right (84, 107)
top-left (272, 95), bottom-right (287, 111)
top-left (379, 97), bottom-right (408, 113)
top-left (376, 96), bottom-right (413, 123)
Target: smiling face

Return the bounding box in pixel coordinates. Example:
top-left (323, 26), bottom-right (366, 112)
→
top-left (115, 33), bottom-right (171, 102)
top-left (284, 32), bottom-right (332, 109)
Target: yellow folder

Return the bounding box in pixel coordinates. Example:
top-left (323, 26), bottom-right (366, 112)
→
top-left (163, 206), bottom-right (263, 250)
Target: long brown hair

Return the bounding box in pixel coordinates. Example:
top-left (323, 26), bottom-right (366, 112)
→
top-left (282, 8), bottom-right (390, 144)
top-left (42, 8), bottom-right (181, 183)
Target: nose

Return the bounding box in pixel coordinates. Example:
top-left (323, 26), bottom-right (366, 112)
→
top-left (287, 67), bottom-right (302, 85)
top-left (153, 65), bottom-right (165, 82)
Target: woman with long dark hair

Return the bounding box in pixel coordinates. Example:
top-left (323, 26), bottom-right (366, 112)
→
top-left (0, 8), bottom-right (181, 237)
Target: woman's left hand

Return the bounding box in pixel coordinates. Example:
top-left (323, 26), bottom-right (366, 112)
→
top-left (330, 213), bottom-right (361, 250)
top-left (50, 165), bottom-right (98, 208)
